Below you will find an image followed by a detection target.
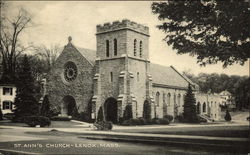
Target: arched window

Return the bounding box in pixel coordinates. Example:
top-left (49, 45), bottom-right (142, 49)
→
top-left (203, 102), bottom-right (206, 113)
top-left (110, 72), bottom-right (113, 82)
top-left (139, 41), bottom-right (142, 58)
top-left (177, 94), bottom-right (181, 106)
top-left (106, 40), bottom-right (109, 57)
top-left (155, 92), bottom-right (160, 106)
top-left (163, 92), bottom-right (166, 103)
top-left (137, 72), bottom-right (139, 82)
top-left (197, 102), bottom-right (201, 114)
top-left (163, 92), bottom-right (167, 116)
top-left (114, 39), bottom-right (117, 56)
top-left (134, 39), bottom-right (137, 56)
top-left (167, 93), bottom-right (171, 106)
top-left (174, 94), bottom-right (176, 105)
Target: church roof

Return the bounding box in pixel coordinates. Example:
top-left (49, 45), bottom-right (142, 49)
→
top-left (76, 47), bottom-right (96, 65)
top-left (67, 42), bottom-right (195, 89)
top-left (150, 63), bottom-right (190, 89)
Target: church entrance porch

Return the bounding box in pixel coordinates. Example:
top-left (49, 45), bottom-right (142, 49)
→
top-left (104, 97), bottom-right (118, 124)
top-left (62, 95), bottom-right (77, 116)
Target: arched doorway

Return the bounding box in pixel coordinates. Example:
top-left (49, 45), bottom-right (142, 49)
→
top-left (62, 96), bottom-right (77, 116)
top-left (104, 97), bottom-right (118, 123)
top-left (203, 102), bottom-right (206, 113)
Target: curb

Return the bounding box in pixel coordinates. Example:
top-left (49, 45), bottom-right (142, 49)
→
top-left (77, 133), bottom-right (250, 153)
top-left (0, 149), bottom-right (39, 155)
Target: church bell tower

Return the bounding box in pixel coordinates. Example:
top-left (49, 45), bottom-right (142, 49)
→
top-left (92, 19), bottom-right (153, 123)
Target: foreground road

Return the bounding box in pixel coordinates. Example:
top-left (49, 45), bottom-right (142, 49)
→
top-left (0, 126), bottom-right (240, 155)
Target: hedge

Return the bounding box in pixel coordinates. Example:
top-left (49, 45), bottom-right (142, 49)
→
top-left (121, 117), bottom-right (170, 126)
top-left (24, 116), bottom-right (51, 127)
top-left (163, 115), bottom-right (173, 122)
top-left (93, 121), bottom-right (113, 130)
top-left (51, 116), bottom-right (71, 121)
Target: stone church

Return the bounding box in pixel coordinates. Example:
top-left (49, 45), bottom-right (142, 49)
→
top-left (46, 19), bottom-right (221, 123)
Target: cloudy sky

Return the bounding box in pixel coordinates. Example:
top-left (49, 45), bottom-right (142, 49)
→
top-left (5, 1), bottom-right (249, 76)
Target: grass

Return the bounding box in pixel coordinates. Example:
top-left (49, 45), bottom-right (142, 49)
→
top-left (0, 119), bottom-right (87, 128)
top-left (115, 125), bottom-right (250, 138)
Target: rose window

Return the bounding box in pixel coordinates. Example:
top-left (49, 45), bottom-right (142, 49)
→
top-left (64, 61), bottom-right (77, 82)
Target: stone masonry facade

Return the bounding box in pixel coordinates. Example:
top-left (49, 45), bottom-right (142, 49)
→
top-left (46, 19), bottom-right (221, 122)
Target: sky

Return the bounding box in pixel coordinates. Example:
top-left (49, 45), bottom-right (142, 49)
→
top-left (4, 1), bottom-right (249, 76)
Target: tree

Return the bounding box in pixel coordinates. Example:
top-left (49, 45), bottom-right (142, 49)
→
top-left (97, 106), bottom-right (103, 122)
top-left (183, 84), bottom-right (199, 123)
top-left (123, 104), bottom-right (133, 120)
top-left (0, 108), bottom-right (3, 120)
top-left (224, 109), bottom-right (231, 121)
top-left (143, 101), bottom-right (151, 120)
top-left (33, 44), bottom-right (61, 73)
top-left (13, 55), bottom-right (39, 121)
top-left (0, 3), bottom-right (33, 83)
top-left (40, 95), bottom-right (50, 117)
top-left (152, 1), bottom-right (250, 67)
top-left (234, 77), bottom-right (250, 110)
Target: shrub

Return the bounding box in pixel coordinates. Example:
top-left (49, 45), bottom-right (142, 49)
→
top-left (163, 115), bottom-right (173, 122)
top-left (24, 116), bottom-right (51, 127)
top-left (71, 111), bottom-right (92, 122)
top-left (175, 115), bottom-right (184, 122)
top-left (121, 117), bottom-right (170, 126)
top-left (0, 108), bottom-right (3, 120)
top-left (143, 101), bottom-right (151, 120)
top-left (247, 116), bottom-right (250, 121)
top-left (151, 118), bottom-right (160, 124)
top-left (138, 117), bottom-right (146, 125)
top-left (93, 121), bottom-right (113, 130)
top-left (40, 95), bottom-right (50, 117)
top-left (123, 104), bottom-right (133, 121)
top-left (158, 118), bottom-right (170, 125)
top-left (12, 114), bottom-right (29, 123)
top-left (121, 119), bottom-right (130, 126)
top-left (48, 106), bottom-right (61, 118)
top-left (118, 117), bottom-right (124, 125)
top-left (51, 116), bottom-right (71, 121)
top-left (224, 110), bottom-right (231, 121)
top-left (97, 106), bottom-right (104, 122)
top-left (3, 113), bottom-right (15, 120)
top-left (183, 84), bottom-right (198, 123)
top-left (198, 116), bottom-right (208, 123)
top-left (121, 118), bottom-right (147, 126)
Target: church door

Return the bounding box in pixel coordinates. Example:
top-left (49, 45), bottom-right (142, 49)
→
top-left (62, 95), bottom-right (77, 116)
top-left (104, 97), bottom-right (118, 123)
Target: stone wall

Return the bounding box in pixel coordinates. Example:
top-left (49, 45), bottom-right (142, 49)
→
top-left (195, 93), bottom-right (221, 120)
top-left (152, 86), bottom-right (187, 119)
top-left (94, 19), bottom-right (150, 122)
top-left (46, 43), bottom-right (94, 115)
top-left (128, 58), bottom-right (149, 118)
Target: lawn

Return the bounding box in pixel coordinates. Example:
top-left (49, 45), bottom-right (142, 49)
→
top-left (0, 120), bottom-right (88, 128)
top-left (115, 125), bottom-right (250, 138)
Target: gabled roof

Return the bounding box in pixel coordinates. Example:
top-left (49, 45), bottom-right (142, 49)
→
top-left (63, 42), bottom-right (96, 66)
top-left (76, 47), bottom-right (96, 65)
top-left (150, 63), bottom-right (190, 89)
